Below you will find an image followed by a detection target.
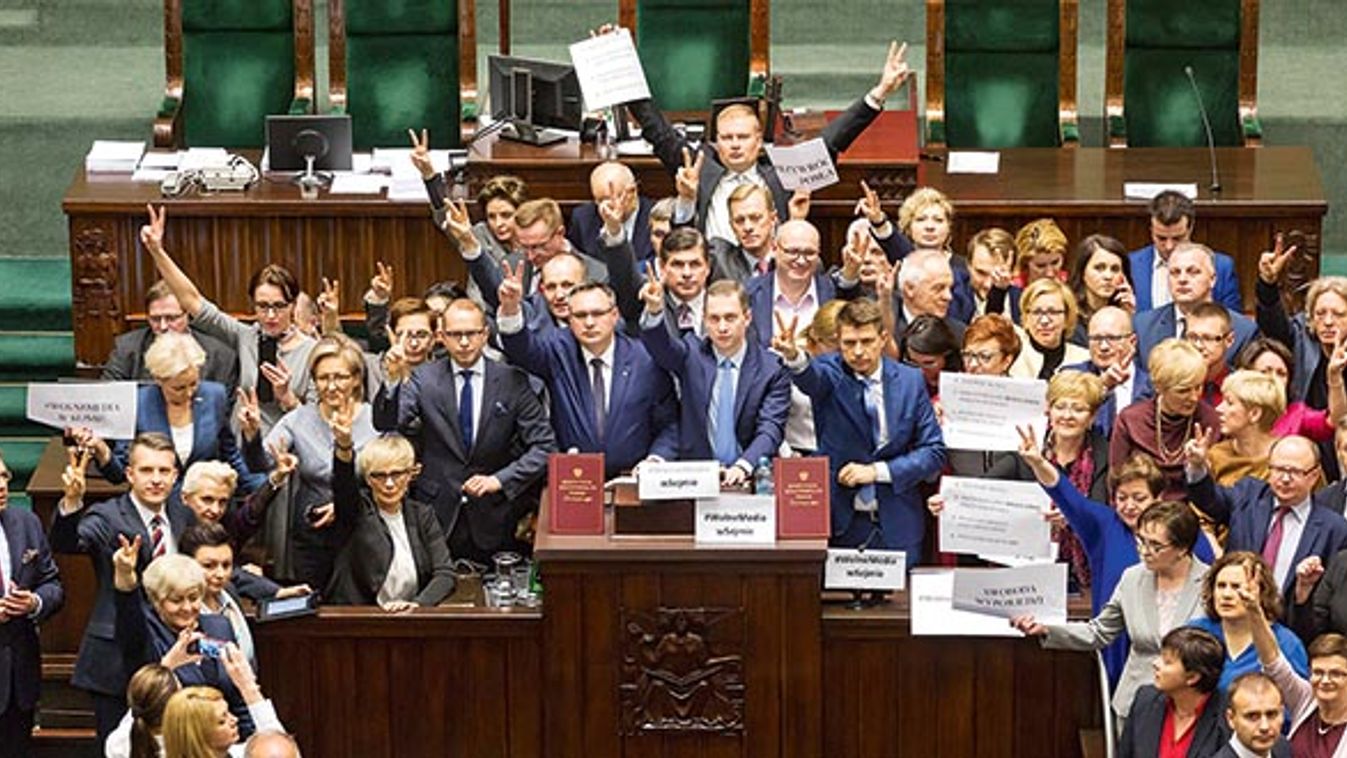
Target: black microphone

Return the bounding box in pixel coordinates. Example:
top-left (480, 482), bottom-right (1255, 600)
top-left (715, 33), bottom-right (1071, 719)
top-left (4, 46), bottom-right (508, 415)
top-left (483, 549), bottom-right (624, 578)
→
top-left (1184, 65), bottom-right (1221, 193)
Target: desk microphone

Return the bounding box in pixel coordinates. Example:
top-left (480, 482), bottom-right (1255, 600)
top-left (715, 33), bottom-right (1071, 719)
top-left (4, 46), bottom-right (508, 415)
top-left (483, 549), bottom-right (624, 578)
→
top-left (1184, 65), bottom-right (1222, 194)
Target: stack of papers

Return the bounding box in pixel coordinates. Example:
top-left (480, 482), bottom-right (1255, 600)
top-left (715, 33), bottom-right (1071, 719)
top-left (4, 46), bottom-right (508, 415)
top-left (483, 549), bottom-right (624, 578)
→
top-left (1124, 182), bottom-right (1198, 201)
top-left (178, 147), bottom-right (230, 171)
top-left (86, 140), bottom-right (145, 173)
top-left (132, 151), bottom-right (181, 183)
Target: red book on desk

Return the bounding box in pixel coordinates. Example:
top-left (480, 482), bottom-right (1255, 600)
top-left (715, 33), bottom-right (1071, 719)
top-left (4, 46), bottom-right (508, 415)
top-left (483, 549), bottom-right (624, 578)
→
top-left (548, 453), bottom-right (605, 535)
top-left (775, 457), bottom-right (830, 538)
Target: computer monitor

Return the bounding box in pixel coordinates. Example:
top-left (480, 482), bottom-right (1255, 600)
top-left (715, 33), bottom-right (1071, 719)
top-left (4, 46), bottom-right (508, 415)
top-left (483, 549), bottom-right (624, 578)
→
top-left (265, 114), bottom-right (354, 172)
top-left (487, 55), bottom-right (584, 147)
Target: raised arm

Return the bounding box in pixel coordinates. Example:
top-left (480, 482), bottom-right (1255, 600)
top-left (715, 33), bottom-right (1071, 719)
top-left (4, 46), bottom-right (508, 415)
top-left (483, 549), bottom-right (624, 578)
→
top-left (140, 205), bottom-right (205, 316)
top-left (1254, 234), bottom-right (1298, 345)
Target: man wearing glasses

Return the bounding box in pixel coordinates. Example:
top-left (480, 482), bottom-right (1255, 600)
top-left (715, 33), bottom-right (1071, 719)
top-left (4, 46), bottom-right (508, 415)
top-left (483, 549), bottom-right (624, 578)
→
top-left (746, 219), bottom-right (858, 347)
top-left (1064, 306), bottom-right (1153, 438)
top-left (373, 298), bottom-right (555, 564)
top-left (1182, 302), bottom-right (1243, 406)
top-left (1186, 433), bottom-right (1347, 609)
top-left (1134, 242), bottom-right (1257, 366)
top-left (101, 279), bottom-right (239, 395)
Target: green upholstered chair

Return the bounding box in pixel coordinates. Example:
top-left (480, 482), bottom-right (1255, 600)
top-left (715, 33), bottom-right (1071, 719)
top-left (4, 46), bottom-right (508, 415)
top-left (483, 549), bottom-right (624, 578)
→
top-left (1105, 0), bottom-right (1262, 147)
top-left (329, 0), bottom-right (476, 150)
top-left (154, 0), bottom-right (314, 149)
top-left (925, 0), bottom-right (1079, 148)
top-left (619, 0), bottom-right (769, 114)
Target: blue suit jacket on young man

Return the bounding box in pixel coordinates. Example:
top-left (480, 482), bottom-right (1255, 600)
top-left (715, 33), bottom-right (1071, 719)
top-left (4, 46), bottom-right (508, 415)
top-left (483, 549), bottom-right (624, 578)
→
top-left (1129, 244), bottom-right (1243, 312)
top-left (501, 325), bottom-right (679, 478)
top-left (640, 322), bottom-right (792, 466)
top-left (790, 354), bottom-right (946, 555)
top-left (0, 508), bottom-right (63, 716)
top-left (745, 270), bottom-right (858, 347)
top-left (1133, 303), bottom-right (1259, 366)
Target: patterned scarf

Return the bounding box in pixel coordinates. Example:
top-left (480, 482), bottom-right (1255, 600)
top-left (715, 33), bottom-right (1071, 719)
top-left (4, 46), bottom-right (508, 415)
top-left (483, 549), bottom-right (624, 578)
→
top-left (1048, 438), bottom-right (1095, 591)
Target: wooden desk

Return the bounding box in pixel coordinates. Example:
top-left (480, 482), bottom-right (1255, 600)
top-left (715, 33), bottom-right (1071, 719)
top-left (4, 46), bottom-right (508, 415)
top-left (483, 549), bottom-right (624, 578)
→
top-left (63, 145), bottom-right (1323, 366)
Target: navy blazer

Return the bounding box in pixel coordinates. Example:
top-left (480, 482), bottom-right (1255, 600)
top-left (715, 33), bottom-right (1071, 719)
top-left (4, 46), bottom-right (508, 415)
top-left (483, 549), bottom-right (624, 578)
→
top-left (567, 197), bottom-right (656, 264)
top-left (640, 324), bottom-right (792, 466)
top-left (1062, 359), bottom-right (1155, 439)
top-left (373, 357), bottom-right (556, 551)
top-left (1117, 685), bottom-right (1227, 758)
top-left (1188, 474), bottom-right (1347, 599)
top-left (500, 326), bottom-right (678, 478)
top-left (114, 588), bottom-right (254, 736)
top-left (1129, 244), bottom-right (1243, 312)
top-left (791, 355), bottom-right (946, 554)
top-left (104, 380), bottom-right (264, 492)
top-left (1256, 279), bottom-right (1328, 404)
top-left (49, 493), bottom-right (196, 696)
top-left (466, 247), bottom-right (608, 318)
top-left (745, 270), bottom-right (856, 347)
top-left (1134, 304), bottom-right (1258, 367)
top-left (0, 508), bottom-right (63, 714)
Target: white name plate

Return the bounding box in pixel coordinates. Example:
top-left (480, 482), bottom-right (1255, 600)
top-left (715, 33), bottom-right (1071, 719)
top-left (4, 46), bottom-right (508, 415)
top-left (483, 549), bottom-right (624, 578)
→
top-left (639, 460), bottom-right (721, 501)
top-left (824, 549), bottom-right (907, 591)
top-left (695, 495), bottom-right (776, 545)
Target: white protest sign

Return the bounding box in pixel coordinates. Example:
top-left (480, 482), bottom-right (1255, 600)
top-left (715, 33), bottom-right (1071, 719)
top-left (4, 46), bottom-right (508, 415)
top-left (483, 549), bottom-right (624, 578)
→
top-left (909, 569), bottom-right (1019, 637)
top-left (568, 28), bottom-right (651, 111)
top-left (695, 494), bottom-right (776, 545)
top-left (27, 382), bottom-right (138, 440)
top-left (938, 372), bottom-right (1046, 451)
top-left (639, 460), bottom-right (721, 501)
top-left (950, 563), bottom-right (1068, 623)
top-left (764, 138), bottom-right (839, 192)
top-left (824, 549), bottom-right (906, 591)
top-left (938, 477), bottom-right (1054, 560)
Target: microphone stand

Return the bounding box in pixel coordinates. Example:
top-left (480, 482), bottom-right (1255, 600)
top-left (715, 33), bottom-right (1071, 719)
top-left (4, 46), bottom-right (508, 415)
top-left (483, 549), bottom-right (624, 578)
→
top-left (1184, 65), bottom-right (1222, 194)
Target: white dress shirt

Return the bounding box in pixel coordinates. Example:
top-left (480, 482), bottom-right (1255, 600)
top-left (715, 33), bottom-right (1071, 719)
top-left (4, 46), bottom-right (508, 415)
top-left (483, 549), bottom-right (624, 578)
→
top-left (1152, 253), bottom-right (1172, 309)
top-left (772, 276), bottom-right (820, 335)
top-left (705, 165), bottom-right (765, 244)
top-left (376, 509), bottom-right (419, 605)
top-left (132, 494), bottom-right (176, 556)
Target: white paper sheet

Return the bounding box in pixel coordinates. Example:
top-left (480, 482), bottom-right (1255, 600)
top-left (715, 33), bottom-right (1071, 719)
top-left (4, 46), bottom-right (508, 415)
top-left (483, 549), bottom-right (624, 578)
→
top-left (27, 382), bottom-right (138, 440)
top-left (328, 173), bottom-right (388, 195)
top-left (568, 28), bottom-right (651, 111)
top-left (938, 477), bottom-right (1054, 559)
top-left (938, 372), bottom-right (1047, 451)
top-left (764, 138), bottom-right (840, 191)
top-left (946, 151), bottom-right (1001, 174)
top-left (909, 569), bottom-right (1020, 637)
top-left (1123, 182), bottom-right (1198, 201)
top-left (950, 563), bottom-right (1068, 623)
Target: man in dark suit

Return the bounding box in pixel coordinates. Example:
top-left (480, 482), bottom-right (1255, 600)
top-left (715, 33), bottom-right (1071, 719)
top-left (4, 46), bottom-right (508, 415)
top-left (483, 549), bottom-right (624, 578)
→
top-left (375, 298), bottom-right (556, 563)
top-left (49, 432), bottom-right (196, 742)
top-left (0, 452), bottom-right (63, 755)
top-left (1118, 627), bottom-right (1227, 758)
top-left (1211, 672), bottom-right (1290, 758)
top-left (745, 219), bottom-right (858, 347)
top-left (605, 224), bottom-right (713, 341)
top-left (891, 247), bottom-right (967, 343)
top-left (773, 299), bottom-right (946, 555)
top-left (498, 269), bottom-right (679, 479)
top-left (1187, 435), bottom-right (1347, 606)
top-left (567, 161), bottom-right (657, 264)
top-left (640, 278), bottom-right (792, 485)
top-left (1134, 243), bottom-right (1257, 365)
top-left (707, 184), bottom-right (778, 284)
top-left (1064, 306), bottom-right (1153, 439)
top-left (629, 40), bottom-right (912, 244)
top-left (1130, 190), bottom-right (1243, 312)
top-left (101, 280), bottom-right (239, 393)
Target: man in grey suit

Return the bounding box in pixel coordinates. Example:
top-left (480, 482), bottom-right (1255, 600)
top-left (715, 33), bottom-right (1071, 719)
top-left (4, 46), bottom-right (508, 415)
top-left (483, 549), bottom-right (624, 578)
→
top-left (102, 280), bottom-right (238, 394)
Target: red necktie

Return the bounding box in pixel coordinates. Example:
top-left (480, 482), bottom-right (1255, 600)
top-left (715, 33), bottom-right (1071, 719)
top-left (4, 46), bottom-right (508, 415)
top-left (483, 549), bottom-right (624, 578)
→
top-left (150, 514), bottom-right (166, 558)
top-left (1261, 506), bottom-right (1291, 569)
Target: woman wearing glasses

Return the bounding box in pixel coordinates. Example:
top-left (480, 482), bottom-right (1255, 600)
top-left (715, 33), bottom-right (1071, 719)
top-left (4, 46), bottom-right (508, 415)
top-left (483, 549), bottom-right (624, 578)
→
top-left (326, 433), bottom-right (455, 611)
top-left (1008, 278), bottom-right (1089, 380)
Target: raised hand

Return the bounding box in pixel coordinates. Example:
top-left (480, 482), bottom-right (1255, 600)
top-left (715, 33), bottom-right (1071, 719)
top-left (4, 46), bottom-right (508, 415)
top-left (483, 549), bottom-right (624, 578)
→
top-left (771, 312), bottom-right (801, 361)
top-left (1009, 614), bottom-right (1048, 637)
top-left (369, 261), bottom-right (394, 302)
top-left (383, 326), bottom-right (411, 383)
top-left (497, 259), bottom-right (526, 316)
top-left (60, 446), bottom-right (90, 508)
top-left (990, 263), bottom-right (1012, 291)
top-left (259, 361), bottom-right (295, 407)
top-left (159, 627), bottom-right (204, 670)
top-left (112, 533), bottom-right (142, 591)
top-left (854, 180), bottom-right (886, 226)
top-left (1329, 336), bottom-right (1347, 376)
top-left (871, 41), bottom-right (911, 101)
top-left (317, 277), bottom-right (340, 334)
top-left (598, 180), bottom-right (627, 236)
top-left (1100, 342), bottom-right (1134, 390)
top-left (788, 189), bottom-right (811, 221)
top-left (265, 436), bottom-right (297, 484)
top-left (1016, 425), bottom-right (1045, 467)
top-left (1112, 277), bottom-right (1137, 314)
top-left (329, 405), bottom-right (354, 450)
top-left (220, 643), bottom-right (262, 701)
top-left (639, 260), bottom-right (665, 314)
top-left (140, 204), bottom-right (167, 254)
top-left (1184, 423), bottom-right (1217, 470)
top-left (676, 147), bottom-right (704, 202)
top-left (1258, 233), bottom-right (1298, 285)
top-left (841, 229), bottom-right (866, 281)
top-left (308, 502), bottom-right (336, 530)
top-left (874, 256), bottom-right (897, 301)
top-left (1295, 555), bottom-right (1325, 605)
top-left (926, 494), bottom-right (945, 516)
top-left (408, 128), bottom-right (436, 180)
top-left (442, 198), bottom-right (479, 253)
top-left (236, 387), bottom-right (262, 440)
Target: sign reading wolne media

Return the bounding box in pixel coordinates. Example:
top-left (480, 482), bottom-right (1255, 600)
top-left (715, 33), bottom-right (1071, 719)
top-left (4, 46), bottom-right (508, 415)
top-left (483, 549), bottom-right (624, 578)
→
top-left (824, 549), bottom-right (906, 591)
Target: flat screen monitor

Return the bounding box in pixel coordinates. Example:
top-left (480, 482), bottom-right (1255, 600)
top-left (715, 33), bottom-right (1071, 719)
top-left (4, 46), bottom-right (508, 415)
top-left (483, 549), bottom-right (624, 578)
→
top-left (487, 55), bottom-right (584, 145)
top-left (265, 115), bottom-right (353, 172)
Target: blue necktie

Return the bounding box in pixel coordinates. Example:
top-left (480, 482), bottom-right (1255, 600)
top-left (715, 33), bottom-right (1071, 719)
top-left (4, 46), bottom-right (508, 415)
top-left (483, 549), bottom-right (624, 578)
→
top-left (713, 358), bottom-right (739, 465)
top-left (857, 376), bottom-right (879, 511)
top-left (459, 369), bottom-right (474, 450)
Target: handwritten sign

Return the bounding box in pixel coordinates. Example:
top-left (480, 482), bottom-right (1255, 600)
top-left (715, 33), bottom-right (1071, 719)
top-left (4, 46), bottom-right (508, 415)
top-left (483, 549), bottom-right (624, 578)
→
top-left (938, 372), bottom-right (1046, 451)
top-left (27, 382), bottom-right (137, 440)
top-left (909, 569), bottom-right (1019, 637)
top-left (695, 494), bottom-right (776, 544)
top-left (568, 28), bottom-right (651, 111)
top-left (938, 477), bottom-right (1054, 559)
top-left (639, 460), bottom-right (721, 501)
top-left (765, 138), bottom-right (839, 192)
top-left (824, 549), bottom-right (906, 591)
top-left (950, 563), bottom-right (1068, 623)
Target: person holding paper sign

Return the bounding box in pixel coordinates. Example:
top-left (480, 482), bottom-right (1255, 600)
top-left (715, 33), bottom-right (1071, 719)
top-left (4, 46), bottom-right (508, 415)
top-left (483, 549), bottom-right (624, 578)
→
top-left (772, 299), bottom-right (945, 556)
top-left (1011, 500), bottom-right (1208, 722)
top-left (628, 39), bottom-right (910, 244)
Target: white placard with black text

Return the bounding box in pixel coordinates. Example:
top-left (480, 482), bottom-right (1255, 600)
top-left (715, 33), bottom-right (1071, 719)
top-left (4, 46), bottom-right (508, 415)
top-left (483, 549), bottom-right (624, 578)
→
top-left (825, 549), bottom-right (906, 591)
top-left (695, 495), bottom-right (776, 545)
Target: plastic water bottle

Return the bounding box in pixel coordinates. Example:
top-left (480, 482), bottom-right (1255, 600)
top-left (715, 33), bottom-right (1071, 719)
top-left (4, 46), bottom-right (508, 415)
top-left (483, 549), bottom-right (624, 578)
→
top-left (753, 457), bottom-right (774, 496)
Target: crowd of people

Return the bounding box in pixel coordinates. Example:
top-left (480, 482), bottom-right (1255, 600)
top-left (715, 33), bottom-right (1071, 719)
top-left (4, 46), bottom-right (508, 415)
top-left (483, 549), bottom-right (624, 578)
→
top-left (1, 33), bottom-right (1341, 758)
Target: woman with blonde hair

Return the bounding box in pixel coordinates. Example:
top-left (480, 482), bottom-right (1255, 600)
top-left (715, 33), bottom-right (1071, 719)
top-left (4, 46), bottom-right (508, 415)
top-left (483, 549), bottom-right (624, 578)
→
top-left (1207, 370), bottom-right (1287, 484)
top-left (1008, 278), bottom-right (1089, 380)
top-left (1012, 218), bottom-right (1069, 287)
top-left (148, 644), bottom-right (283, 757)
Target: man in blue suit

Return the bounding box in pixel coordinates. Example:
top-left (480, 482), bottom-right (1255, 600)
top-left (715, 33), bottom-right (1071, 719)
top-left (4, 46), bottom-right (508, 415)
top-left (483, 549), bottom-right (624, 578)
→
top-left (1186, 434), bottom-right (1347, 608)
top-left (1064, 306), bottom-right (1153, 439)
top-left (746, 219), bottom-right (858, 347)
top-left (772, 299), bottom-right (946, 556)
top-left (497, 265), bottom-right (679, 479)
top-left (1130, 190), bottom-right (1242, 312)
top-left (0, 451), bottom-right (63, 755)
top-left (49, 432), bottom-right (196, 742)
top-left (567, 162), bottom-right (657, 264)
top-left (639, 277), bottom-right (792, 486)
top-left (375, 298), bottom-right (556, 563)
top-left (1135, 243), bottom-right (1257, 365)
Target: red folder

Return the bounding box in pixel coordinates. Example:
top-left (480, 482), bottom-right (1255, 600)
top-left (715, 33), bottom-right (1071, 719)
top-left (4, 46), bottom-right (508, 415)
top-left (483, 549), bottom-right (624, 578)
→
top-left (547, 453), bottom-right (605, 535)
top-left (775, 457), bottom-right (831, 539)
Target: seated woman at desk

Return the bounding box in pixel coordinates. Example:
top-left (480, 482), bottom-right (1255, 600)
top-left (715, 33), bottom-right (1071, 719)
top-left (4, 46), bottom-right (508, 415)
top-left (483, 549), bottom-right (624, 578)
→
top-left (326, 432), bottom-right (455, 611)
